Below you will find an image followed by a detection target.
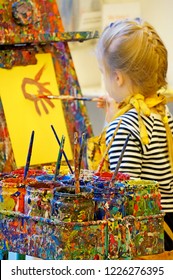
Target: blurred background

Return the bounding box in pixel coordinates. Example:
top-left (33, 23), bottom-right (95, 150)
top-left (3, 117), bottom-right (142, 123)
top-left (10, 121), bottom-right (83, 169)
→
top-left (56, 0), bottom-right (173, 134)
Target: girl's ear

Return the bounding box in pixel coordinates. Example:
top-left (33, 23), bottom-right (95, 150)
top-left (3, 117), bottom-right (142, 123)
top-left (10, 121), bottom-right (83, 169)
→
top-left (115, 70), bottom-right (124, 87)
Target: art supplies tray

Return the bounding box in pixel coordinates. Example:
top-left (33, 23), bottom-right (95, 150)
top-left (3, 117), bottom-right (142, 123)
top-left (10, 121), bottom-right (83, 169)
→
top-left (0, 210), bottom-right (165, 260)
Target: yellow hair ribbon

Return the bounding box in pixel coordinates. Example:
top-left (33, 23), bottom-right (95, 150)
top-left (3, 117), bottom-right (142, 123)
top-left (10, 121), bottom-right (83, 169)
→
top-left (145, 93), bottom-right (166, 108)
top-left (162, 116), bottom-right (168, 124)
top-left (138, 115), bottom-right (149, 144)
top-left (129, 94), bottom-right (150, 143)
top-left (112, 93), bottom-right (169, 145)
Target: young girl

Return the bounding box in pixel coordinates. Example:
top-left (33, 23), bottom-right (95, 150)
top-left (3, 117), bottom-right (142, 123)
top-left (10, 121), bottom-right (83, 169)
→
top-left (96, 17), bottom-right (173, 251)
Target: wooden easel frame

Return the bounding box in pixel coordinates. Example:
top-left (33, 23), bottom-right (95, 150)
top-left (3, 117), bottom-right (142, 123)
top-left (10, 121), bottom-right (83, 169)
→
top-left (0, 0), bottom-right (98, 171)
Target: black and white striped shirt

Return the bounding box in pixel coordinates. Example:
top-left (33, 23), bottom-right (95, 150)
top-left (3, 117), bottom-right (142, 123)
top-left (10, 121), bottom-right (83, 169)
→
top-left (106, 108), bottom-right (173, 213)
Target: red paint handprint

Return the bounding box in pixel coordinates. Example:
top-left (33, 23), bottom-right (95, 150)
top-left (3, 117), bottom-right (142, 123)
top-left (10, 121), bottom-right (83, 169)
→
top-left (21, 64), bottom-right (55, 115)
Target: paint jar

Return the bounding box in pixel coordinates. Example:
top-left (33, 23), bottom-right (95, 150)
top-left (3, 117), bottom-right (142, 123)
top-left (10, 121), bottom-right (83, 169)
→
top-left (51, 185), bottom-right (94, 222)
top-left (92, 180), bottom-right (126, 220)
top-left (123, 180), bottom-right (161, 216)
top-left (0, 177), bottom-right (36, 213)
top-left (25, 180), bottom-right (62, 218)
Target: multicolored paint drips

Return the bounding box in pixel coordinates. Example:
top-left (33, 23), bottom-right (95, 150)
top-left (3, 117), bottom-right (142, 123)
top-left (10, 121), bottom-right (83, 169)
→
top-left (51, 186), bottom-right (94, 222)
top-left (24, 180), bottom-right (63, 218)
top-left (0, 177), bottom-right (36, 213)
top-left (92, 180), bottom-right (126, 220)
top-left (123, 180), bottom-right (162, 216)
top-left (0, 165), bottom-right (165, 260)
top-left (108, 214), bottom-right (165, 259)
top-left (0, 0), bottom-right (98, 45)
top-left (0, 210), bottom-right (164, 260)
top-left (0, 210), bottom-right (107, 260)
top-left (0, 100), bottom-right (16, 172)
top-left (0, 1), bottom-right (166, 261)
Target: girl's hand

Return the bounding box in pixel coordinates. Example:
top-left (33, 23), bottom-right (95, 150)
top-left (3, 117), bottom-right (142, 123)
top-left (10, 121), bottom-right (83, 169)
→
top-left (96, 95), bottom-right (107, 109)
top-left (96, 94), bottom-right (119, 122)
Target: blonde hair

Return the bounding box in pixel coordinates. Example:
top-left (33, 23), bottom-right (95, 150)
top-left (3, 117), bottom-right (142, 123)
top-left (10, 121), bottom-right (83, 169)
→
top-left (96, 17), bottom-right (168, 95)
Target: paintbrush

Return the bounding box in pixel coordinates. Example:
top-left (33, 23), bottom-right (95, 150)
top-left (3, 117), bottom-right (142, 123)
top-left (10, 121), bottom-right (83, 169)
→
top-left (38, 94), bottom-right (100, 102)
top-left (54, 135), bottom-right (65, 181)
top-left (51, 125), bottom-right (73, 174)
top-left (74, 131), bottom-right (80, 194)
top-left (96, 119), bottom-right (122, 173)
top-left (78, 132), bottom-right (86, 174)
top-left (109, 134), bottom-right (130, 187)
top-left (23, 130), bottom-right (35, 181)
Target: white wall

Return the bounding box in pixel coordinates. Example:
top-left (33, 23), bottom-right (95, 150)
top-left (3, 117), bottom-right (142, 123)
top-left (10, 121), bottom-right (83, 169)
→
top-left (140, 0), bottom-right (173, 88)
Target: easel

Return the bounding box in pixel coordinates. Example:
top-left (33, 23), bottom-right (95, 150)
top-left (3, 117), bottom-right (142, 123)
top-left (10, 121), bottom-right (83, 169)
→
top-left (0, 0), bottom-right (98, 259)
top-left (0, 0), bottom-right (98, 172)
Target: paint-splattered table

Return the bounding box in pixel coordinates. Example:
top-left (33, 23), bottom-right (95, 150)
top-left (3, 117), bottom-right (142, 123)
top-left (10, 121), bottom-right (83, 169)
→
top-left (0, 210), bottom-right (165, 260)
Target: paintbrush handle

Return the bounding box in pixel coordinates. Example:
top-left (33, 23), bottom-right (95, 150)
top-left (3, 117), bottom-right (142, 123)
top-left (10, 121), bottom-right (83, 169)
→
top-left (51, 125), bottom-right (73, 174)
top-left (74, 132), bottom-right (80, 194)
top-left (110, 134), bottom-right (130, 187)
top-left (78, 133), bottom-right (86, 174)
top-left (54, 135), bottom-right (65, 181)
top-left (24, 130), bottom-right (35, 180)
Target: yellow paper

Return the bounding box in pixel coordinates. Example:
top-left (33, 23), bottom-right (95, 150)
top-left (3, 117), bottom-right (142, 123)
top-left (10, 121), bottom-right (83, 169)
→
top-left (0, 53), bottom-right (73, 167)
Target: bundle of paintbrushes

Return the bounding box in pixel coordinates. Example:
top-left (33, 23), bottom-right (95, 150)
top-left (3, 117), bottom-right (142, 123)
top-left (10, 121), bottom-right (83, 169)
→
top-left (49, 131), bottom-right (95, 222)
top-left (51, 125), bottom-right (73, 174)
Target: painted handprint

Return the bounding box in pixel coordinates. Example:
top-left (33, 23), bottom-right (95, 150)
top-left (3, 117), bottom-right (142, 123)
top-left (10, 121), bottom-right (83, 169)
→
top-left (21, 64), bottom-right (55, 115)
